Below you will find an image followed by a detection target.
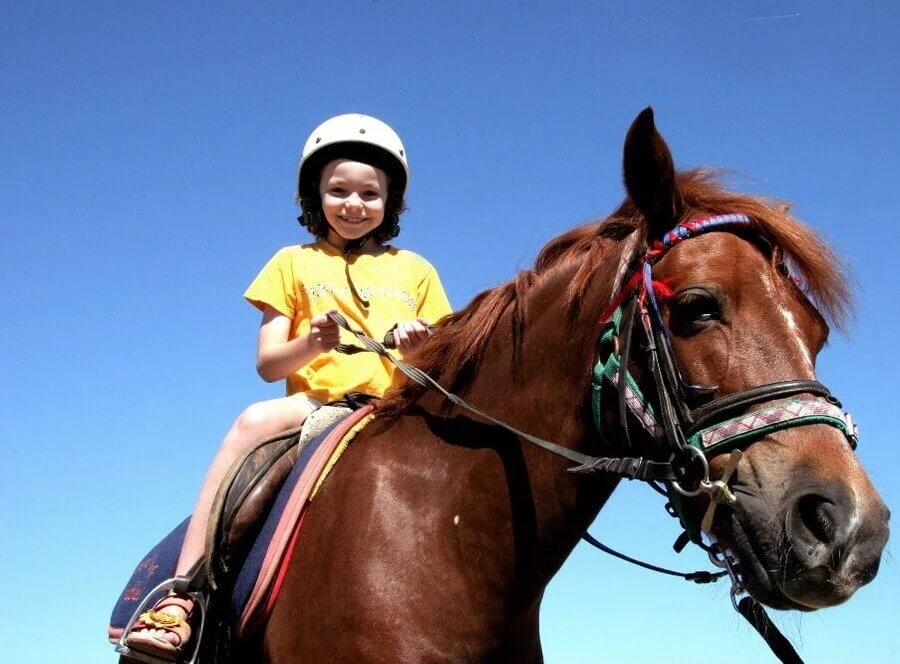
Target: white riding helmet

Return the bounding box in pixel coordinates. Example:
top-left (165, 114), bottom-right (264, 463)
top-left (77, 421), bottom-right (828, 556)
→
top-left (296, 113), bottom-right (409, 201)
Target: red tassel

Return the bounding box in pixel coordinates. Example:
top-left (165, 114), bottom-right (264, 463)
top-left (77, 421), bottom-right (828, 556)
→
top-left (651, 279), bottom-right (675, 302)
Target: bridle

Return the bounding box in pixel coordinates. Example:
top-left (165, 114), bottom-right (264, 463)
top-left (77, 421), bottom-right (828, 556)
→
top-left (329, 213), bottom-right (859, 664)
top-left (590, 213), bottom-right (857, 539)
top-left (581, 214), bottom-right (860, 663)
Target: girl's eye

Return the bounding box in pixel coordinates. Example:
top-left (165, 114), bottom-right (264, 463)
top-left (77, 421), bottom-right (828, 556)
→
top-left (669, 290), bottom-right (722, 336)
top-left (329, 187), bottom-right (346, 196)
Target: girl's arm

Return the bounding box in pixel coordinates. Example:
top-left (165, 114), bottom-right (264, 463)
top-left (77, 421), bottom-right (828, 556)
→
top-left (255, 305), bottom-right (340, 382)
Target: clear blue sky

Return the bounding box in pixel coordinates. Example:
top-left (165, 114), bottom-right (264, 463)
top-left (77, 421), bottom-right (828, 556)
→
top-left (2, 1), bottom-right (898, 662)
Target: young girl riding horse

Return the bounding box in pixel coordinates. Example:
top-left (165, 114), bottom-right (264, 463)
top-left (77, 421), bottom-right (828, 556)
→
top-left (124, 113), bottom-right (452, 661)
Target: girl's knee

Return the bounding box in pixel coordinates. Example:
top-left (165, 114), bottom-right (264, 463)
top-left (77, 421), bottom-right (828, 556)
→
top-left (232, 401), bottom-right (277, 440)
top-left (226, 398), bottom-right (303, 450)
top-left (216, 402), bottom-right (275, 456)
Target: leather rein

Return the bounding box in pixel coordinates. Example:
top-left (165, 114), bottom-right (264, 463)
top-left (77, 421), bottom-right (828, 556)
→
top-left (329, 213), bottom-right (859, 664)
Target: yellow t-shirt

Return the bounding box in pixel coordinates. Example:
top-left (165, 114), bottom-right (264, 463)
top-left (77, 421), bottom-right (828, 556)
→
top-left (244, 240), bottom-right (452, 402)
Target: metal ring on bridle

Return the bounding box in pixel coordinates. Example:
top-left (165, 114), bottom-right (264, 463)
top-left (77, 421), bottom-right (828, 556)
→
top-left (668, 445), bottom-right (711, 497)
top-left (708, 547), bottom-right (729, 569)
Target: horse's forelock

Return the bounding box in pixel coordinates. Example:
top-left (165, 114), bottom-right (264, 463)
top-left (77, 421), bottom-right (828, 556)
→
top-left (674, 169), bottom-right (854, 334)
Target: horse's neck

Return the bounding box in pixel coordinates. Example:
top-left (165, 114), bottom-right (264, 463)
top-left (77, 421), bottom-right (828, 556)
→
top-left (456, 255), bottom-right (620, 455)
top-left (423, 257), bottom-right (623, 595)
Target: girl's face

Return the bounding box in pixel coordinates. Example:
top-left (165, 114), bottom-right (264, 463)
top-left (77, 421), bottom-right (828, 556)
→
top-left (319, 159), bottom-right (389, 250)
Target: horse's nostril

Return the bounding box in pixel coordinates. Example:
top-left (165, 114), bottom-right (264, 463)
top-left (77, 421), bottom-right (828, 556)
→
top-left (797, 494), bottom-right (838, 544)
top-left (784, 486), bottom-right (886, 601)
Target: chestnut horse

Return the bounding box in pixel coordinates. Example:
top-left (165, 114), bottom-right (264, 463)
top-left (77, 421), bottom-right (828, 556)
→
top-left (248, 109), bottom-right (888, 662)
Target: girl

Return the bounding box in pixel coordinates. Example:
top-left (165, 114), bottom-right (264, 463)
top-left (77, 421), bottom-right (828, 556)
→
top-left (125, 114), bottom-right (452, 661)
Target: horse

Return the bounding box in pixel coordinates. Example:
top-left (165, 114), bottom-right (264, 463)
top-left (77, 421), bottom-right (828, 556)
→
top-left (241, 108), bottom-right (889, 662)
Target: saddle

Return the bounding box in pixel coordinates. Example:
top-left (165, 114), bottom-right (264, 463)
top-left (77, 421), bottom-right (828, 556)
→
top-left (110, 397), bottom-right (375, 663)
top-left (206, 402), bottom-right (354, 590)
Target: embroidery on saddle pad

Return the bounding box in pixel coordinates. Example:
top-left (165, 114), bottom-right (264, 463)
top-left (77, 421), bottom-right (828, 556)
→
top-left (107, 518), bottom-right (189, 643)
top-left (232, 406), bottom-right (376, 637)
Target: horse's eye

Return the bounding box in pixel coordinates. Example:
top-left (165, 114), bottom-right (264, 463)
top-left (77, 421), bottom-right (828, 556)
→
top-left (669, 289), bottom-right (722, 336)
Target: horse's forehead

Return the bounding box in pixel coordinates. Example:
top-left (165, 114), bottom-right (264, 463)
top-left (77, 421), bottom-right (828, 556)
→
top-left (658, 230), bottom-right (829, 358)
top-left (658, 232), bottom-right (772, 284)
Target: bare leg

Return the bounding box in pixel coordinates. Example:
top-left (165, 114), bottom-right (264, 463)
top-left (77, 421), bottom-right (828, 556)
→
top-left (126, 395), bottom-right (317, 657)
top-left (175, 395), bottom-right (317, 575)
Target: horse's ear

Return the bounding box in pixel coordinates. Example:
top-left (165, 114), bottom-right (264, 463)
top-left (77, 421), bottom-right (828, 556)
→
top-left (623, 107), bottom-right (683, 240)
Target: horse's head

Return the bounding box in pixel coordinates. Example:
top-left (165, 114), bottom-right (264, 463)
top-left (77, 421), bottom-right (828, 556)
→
top-left (618, 108), bottom-right (889, 610)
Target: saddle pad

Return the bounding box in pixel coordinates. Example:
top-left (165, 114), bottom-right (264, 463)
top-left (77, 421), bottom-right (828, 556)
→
top-left (107, 405), bottom-right (373, 643)
top-left (232, 406), bottom-right (374, 636)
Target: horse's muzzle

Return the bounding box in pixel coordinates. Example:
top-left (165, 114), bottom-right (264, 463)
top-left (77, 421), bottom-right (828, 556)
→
top-left (781, 482), bottom-right (890, 608)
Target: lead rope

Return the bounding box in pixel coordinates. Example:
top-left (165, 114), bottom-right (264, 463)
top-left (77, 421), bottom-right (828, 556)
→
top-left (738, 597), bottom-right (803, 664)
top-left (716, 548), bottom-right (804, 663)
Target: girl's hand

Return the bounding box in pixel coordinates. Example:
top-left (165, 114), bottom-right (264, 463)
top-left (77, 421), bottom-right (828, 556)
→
top-left (391, 318), bottom-right (433, 352)
top-left (309, 312), bottom-right (341, 352)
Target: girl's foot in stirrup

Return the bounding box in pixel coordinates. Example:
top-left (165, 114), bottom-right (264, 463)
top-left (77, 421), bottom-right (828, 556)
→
top-left (124, 593), bottom-right (195, 661)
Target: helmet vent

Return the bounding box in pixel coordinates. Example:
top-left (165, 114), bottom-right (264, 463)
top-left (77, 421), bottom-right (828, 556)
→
top-left (359, 128), bottom-right (366, 134)
top-left (315, 137), bottom-right (322, 144)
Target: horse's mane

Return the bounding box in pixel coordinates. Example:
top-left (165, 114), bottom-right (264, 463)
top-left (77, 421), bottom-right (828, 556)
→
top-left (379, 169), bottom-right (853, 415)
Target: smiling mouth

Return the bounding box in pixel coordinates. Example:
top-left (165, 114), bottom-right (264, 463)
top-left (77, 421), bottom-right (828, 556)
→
top-left (339, 215), bottom-right (367, 224)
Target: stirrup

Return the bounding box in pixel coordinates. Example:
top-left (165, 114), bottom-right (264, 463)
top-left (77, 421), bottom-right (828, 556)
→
top-left (115, 576), bottom-right (208, 664)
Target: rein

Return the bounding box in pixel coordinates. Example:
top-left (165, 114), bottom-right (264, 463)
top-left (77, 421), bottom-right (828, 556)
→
top-left (329, 311), bottom-right (675, 481)
top-left (328, 213), bottom-right (859, 664)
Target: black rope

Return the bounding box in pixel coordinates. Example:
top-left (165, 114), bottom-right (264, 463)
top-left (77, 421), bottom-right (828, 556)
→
top-left (343, 246), bottom-right (370, 308)
top-left (737, 596), bottom-right (804, 664)
top-left (580, 531), bottom-right (726, 584)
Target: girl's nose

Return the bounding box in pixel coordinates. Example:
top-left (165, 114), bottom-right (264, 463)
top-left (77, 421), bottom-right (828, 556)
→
top-left (345, 192), bottom-right (363, 209)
